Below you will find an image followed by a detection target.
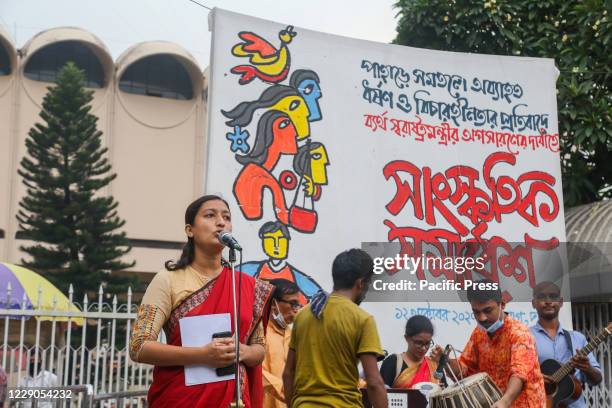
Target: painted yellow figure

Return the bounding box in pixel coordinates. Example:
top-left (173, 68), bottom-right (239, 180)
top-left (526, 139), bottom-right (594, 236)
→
top-left (293, 142), bottom-right (330, 197)
top-left (262, 229), bottom-right (289, 260)
top-left (223, 85), bottom-right (312, 145)
top-left (308, 144), bottom-right (330, 185)
top-left (270, 95), bottom-right (310, 140)
top-left (241, 222), bottom-right (322, 304)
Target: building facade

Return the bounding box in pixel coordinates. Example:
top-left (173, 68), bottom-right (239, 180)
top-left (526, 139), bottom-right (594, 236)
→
top-left (0, 27), bottom-right (207, 280)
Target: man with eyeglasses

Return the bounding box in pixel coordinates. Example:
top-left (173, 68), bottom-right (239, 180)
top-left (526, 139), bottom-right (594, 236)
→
top-left (530, 281), bottom-right (602, 408)
top-left (263, 279), bottom-right (303, 408)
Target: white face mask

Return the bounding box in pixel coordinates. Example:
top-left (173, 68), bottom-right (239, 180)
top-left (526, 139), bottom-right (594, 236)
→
top-left (478, 307), bottom-right (504, 334)
top-left (272, 300), bottom-right (287, 329)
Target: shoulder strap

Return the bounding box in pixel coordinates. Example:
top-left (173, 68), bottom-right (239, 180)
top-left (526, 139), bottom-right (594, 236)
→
top-left (562, 329), bottom-right (574, 356)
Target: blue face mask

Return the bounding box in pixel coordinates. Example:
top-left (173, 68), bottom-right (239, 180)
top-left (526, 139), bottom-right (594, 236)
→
top-left (478, 308), bottom-right (504, 334)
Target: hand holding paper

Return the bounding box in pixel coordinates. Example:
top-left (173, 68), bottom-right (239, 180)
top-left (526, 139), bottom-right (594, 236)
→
top-left (204, 338), bottom-right (236, 368)
top-left (179, 313), bottom-right (235, 385)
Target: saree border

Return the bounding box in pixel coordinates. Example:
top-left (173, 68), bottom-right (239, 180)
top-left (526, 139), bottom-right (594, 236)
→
top-left (246, 278), bottom-right (274, 340)
top-left (166, 276), bottom-right (218, 335)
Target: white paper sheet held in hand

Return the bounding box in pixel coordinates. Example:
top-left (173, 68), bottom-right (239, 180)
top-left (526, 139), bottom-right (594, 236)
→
top-left (179, 312), bottom-right (233, 385)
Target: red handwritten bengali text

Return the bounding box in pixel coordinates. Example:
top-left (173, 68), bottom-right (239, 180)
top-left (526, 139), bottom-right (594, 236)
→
top-left (383, 151), bottom-right (560, 238)
top-left (383, 222), bottom-right (559, 302)
top-left (364, 112), bottom-right (560, 155)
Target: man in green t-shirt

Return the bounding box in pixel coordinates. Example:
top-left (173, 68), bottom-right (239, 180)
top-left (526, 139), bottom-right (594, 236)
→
top-left (282, 248), bottom-right (388, 408)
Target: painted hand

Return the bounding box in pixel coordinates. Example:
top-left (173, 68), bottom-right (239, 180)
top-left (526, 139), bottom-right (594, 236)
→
top-left (302, 175), bottom-right (316, 196)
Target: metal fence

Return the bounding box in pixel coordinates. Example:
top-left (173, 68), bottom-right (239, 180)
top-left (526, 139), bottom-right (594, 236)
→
top-left (572, 302), bottom-right (612, 408)
top-left (1, 284), bottom-right (152, 407)
top-left (3, 283), bottom-right (609, 407)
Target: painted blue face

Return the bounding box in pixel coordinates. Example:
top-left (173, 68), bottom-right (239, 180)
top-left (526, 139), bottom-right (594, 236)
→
top-left (297, 79), bottom-right (322, 122)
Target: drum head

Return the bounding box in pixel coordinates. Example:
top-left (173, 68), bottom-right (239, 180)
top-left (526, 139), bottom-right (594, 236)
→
top-left (428, 373), bottom-right (502, 408)
top-left (460, 372), bottom-right (489, 386)
top-left (412, 382), bottom-right (441, 392)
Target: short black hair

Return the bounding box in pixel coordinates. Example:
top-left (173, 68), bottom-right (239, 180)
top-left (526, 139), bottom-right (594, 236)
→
top-left (332, 248), bottom-right (374, 290)
top-left (466, 278), bottom-right (502, 304)
top-left (258, 221), bottom-right (291, 240)
top-left (269, 278), bottom-right (300, 301)
top-left (405, 315), bottom-right (434, 337)
top-left (532, 281), bottom-right (560, 298)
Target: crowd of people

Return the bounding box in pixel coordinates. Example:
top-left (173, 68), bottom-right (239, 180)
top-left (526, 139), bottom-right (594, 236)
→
top-left (129, 195), bottom-right (603, 408)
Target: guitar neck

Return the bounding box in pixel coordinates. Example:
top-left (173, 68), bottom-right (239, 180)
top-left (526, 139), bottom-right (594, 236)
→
top-left (551, 327), bottom-right (611, 383)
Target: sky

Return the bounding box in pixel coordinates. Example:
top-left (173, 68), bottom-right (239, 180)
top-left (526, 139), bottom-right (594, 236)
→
top-left (0, 0), bottom-right (399, 70)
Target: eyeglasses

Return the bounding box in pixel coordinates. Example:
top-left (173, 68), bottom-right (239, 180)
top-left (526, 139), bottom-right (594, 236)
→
top-left (535, 294), bottom-right (561, 302)
top-left (277, 299), bottom-right (302, 310)
top-left (410, 339), bottom-right (434, 350)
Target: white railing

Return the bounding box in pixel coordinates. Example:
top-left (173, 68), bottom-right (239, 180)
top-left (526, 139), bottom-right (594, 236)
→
top-left (1, 284), bottom-right (153, 407)
top-left (572, 302), bottom-right (612, 408)
top-left (5, 284), bottom-right (608, 407)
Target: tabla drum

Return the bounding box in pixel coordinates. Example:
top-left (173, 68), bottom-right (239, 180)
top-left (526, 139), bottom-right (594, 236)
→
top-left (429, 373), bottom-right (502, 408)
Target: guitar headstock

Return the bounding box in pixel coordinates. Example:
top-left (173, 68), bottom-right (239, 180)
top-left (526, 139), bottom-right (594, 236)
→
top-left (606, 322), bottom-right (612, 335)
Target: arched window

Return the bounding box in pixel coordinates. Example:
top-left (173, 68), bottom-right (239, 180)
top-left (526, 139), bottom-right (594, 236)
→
top-left (0, 43), bottom-right (11, 75)
top-left (24, 41), bottom-right (104, 88)
top-left (119, 54), bottom-right (193, 100)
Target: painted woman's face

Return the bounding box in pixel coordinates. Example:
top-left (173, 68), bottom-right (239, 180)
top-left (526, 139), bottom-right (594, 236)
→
top-left (271, 95), bottom-right (310, 140)
top-left (309, 145), bottom-right (329, 184)
top-left (297, 79), bottom-right (322, 122)
top-left (272, 115), bottom-right (298, 154)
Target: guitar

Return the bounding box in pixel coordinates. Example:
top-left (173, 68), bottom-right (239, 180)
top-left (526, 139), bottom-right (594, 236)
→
top-left (541, 322), bottom-right (611, 408)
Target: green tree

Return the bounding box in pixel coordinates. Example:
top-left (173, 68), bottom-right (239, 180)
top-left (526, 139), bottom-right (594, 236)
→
top-left (17, 62), bottom-right (136, 298)
top-left (394, 0), bottom-right (611, 206)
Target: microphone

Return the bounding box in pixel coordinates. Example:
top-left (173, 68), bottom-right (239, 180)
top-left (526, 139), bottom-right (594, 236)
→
top-left (218, 231), bottom-right (242, 251)
top-left (433, 344), bottom-right (452, 380)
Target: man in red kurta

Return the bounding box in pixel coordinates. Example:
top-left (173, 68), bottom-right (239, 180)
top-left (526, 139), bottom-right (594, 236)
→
top-left (449, 279), bottom-right (545, 408)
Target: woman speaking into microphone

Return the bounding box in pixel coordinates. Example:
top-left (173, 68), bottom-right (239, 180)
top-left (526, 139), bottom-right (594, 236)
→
top-left (130, 195), bottom-right (273, 408)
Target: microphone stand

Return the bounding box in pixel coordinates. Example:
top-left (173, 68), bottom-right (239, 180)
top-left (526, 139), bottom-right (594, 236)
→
top-left (434, 345), bottom-right (452, 389)
top-left (229, 247), bottom-right (242, 408)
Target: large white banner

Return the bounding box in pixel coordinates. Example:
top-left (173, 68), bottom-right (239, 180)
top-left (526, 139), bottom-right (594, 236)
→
top-left (205, 8), bottom-right (569, 353)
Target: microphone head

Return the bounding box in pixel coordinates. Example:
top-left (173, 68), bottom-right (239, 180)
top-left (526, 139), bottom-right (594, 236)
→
top-left (433, 344), bottom-right (451, 380)
top-left (218, 231), bottom-right (242, 250)
top-left (218, 231), bottom-right (232, 241)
